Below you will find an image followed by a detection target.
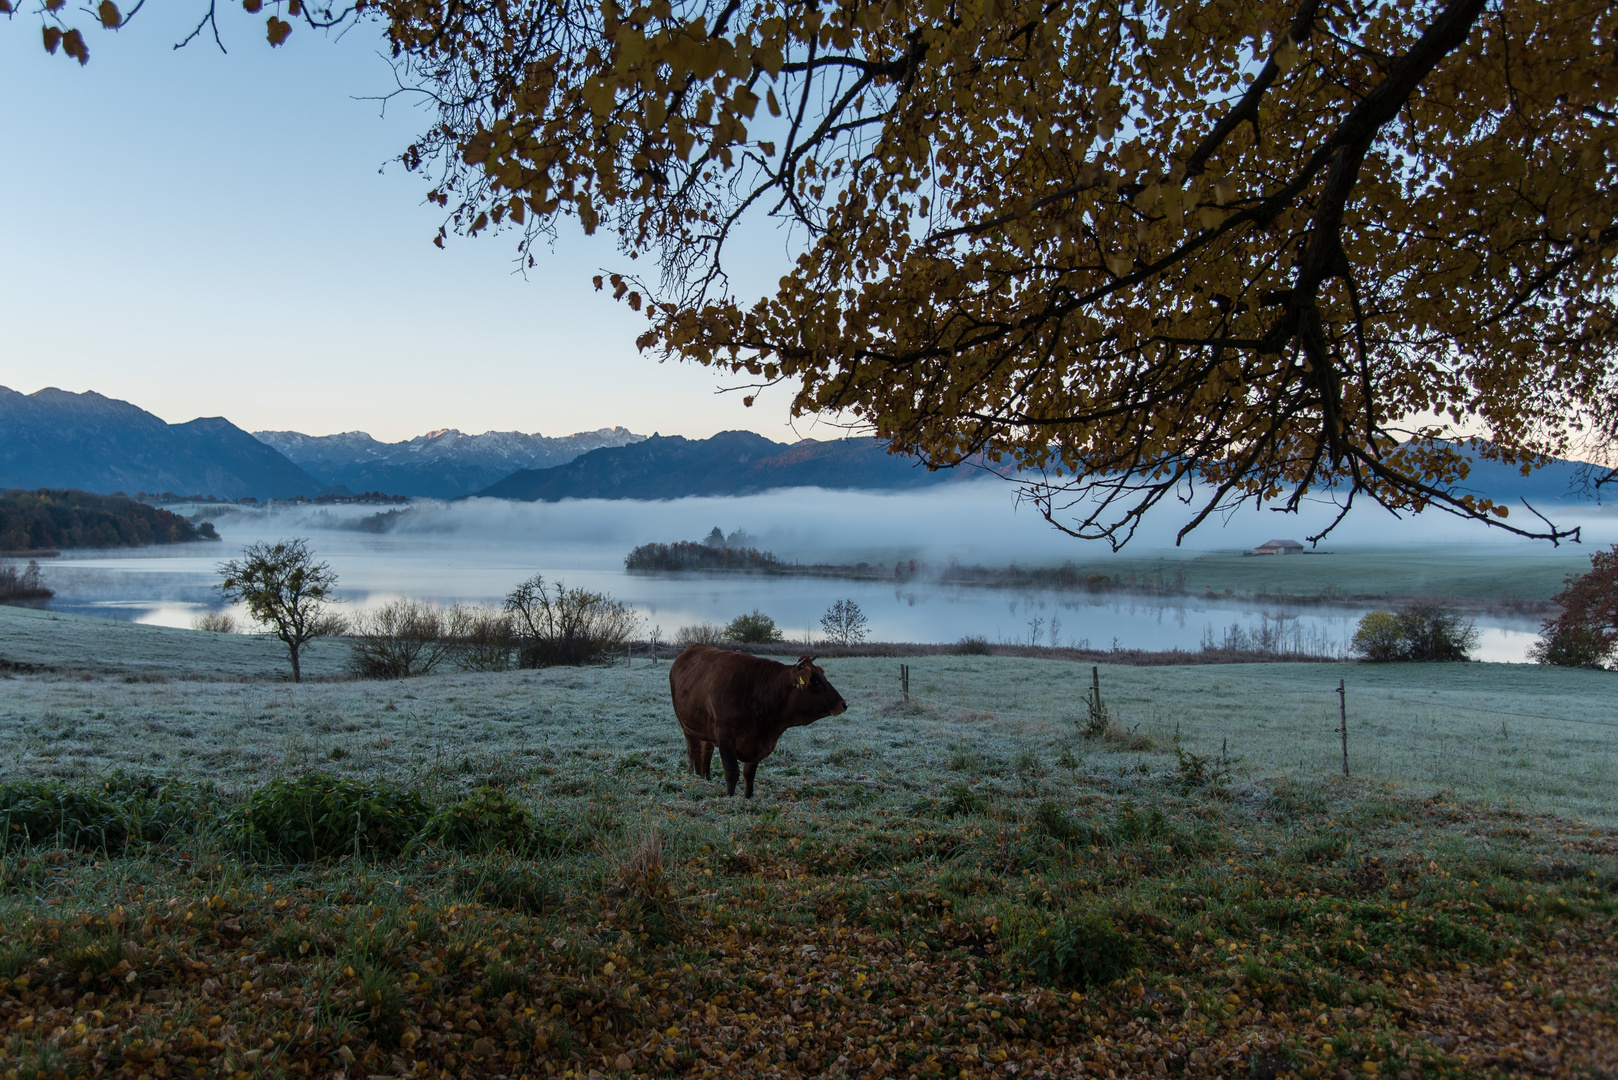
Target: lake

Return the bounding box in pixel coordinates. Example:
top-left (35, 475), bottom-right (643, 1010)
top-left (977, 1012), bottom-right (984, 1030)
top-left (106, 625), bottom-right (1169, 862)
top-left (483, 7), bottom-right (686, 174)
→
top-left (16, 483), bottom-right (1587, 663)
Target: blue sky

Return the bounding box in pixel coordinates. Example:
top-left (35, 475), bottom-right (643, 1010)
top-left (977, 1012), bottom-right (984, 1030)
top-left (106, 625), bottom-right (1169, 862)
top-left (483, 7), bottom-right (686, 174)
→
top-left (0, 8), bottom-right (806, 442)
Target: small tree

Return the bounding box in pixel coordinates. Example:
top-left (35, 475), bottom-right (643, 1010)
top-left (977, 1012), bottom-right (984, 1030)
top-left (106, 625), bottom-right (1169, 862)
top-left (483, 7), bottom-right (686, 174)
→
top-left (820, 599), bottom-right (870, 645)
top-left (1530, 545), bottom-right (1618, 669)
top-left (1350, 610), bottom-right (1405, 662)
top-left (724, 609), bottom-right (783, 643)
top-left (217, 538), bottom-right (341, 682)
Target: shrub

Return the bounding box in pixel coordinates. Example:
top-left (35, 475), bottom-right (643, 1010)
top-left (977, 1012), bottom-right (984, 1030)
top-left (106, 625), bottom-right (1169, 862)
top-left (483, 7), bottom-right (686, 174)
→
top-left (820, 599), bottom-right (870, 644)
top-left (506, 574), bottom-right (640, 666)
top-left (1018, 911), bottom-right (1136, 988)
top-left (226, 773), bottom-right (433, 862)
top-left (1351, 603), bottom-right (1478, 662)
top-left (1528, 622), bottom-right (1609, 668)
top-left (675, 622), bottom-right (724, 646)
top-left (724, 609), bottom-right (783, 643)
top-left (420, 786), bottom-right (541, 854)
top-left (454, 606), bottom-right (516, 671)
top-left (349, 600), bottom-right (462, 678)
top-left (1397, 602), bottom-right (1479, 661)
top-left (1530, 545), bottom-right (1618, 668)
top-left (1350, 610), bottom-right (1404, 662)
top-left (954, 635), bottom-right (992, 655)
top-left (191, 609), bottom-right (237, 633)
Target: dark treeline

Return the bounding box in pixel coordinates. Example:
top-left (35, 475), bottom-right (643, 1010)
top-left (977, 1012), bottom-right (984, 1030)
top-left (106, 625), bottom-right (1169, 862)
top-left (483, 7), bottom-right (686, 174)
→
top-left (625, 539), bottom-right (783, 571)
top-left (0, 489), bottom-right (218, 551)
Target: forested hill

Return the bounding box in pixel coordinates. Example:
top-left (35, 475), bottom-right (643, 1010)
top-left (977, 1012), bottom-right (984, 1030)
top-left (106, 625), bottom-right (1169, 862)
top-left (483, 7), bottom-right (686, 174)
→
top-left (475, 432), bottom-right (981, 500)
top-left (0, 490), bottom-right (218, 550)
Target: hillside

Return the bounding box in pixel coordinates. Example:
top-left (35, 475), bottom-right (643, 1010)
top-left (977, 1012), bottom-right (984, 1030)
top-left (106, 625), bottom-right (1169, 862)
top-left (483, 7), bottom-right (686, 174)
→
top-left (254, 426), bottom-right (646, 498)
top-left (0, 387), bottom-right (322, 499)
top-left (0, 488), bottom-right (218, 550)
top-left (476, 431), bottom-right (972, 500)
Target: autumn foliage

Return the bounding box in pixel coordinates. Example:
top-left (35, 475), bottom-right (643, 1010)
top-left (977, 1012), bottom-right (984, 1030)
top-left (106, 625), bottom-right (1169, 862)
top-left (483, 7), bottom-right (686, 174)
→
top-left (1531, 544), bottom-right (1618, 669)
top-left (15, 0), bottom-right (1618, 544)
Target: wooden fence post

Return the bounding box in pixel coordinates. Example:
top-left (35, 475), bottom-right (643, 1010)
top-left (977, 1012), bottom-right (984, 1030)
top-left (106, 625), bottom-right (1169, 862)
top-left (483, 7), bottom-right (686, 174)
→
top-left (1336, 679), bottom-right (1349, 778)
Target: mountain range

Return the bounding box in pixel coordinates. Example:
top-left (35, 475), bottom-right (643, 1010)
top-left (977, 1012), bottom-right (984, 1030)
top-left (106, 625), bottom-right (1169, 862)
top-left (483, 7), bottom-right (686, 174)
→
top-left (3, 386), bottom-right (1612, 507)
top-left (0, 387), bottom-right (321, 499)
top-left (253, 427), bottom-right (645, 500)
top-left (475, 430), bottom-right (983, 500)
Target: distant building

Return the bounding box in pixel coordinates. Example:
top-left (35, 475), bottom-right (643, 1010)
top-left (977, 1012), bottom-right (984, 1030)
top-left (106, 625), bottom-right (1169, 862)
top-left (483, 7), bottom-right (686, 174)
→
top-left (1253, 539), bottom-right (1305, 555)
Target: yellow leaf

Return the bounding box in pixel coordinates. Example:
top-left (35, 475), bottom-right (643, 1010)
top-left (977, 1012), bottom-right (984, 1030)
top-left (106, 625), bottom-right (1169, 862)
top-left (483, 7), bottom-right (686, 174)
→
top-left (98, 0), bottom-right (120, 28)
top-left (266, 15), bottom-right (291, 45)
top-left (767, 88), bottom-right (781, 117)
top-left (42, 25), bottom-right (62, 52)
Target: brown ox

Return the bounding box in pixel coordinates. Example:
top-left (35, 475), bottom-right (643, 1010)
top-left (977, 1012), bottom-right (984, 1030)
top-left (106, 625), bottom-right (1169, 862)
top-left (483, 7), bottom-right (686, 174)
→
top-left (669, 645), bottom-right (848, 798)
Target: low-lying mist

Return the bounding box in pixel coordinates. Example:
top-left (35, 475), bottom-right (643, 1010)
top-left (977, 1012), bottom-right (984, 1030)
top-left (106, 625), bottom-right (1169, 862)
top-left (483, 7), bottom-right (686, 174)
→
top-left (200, 475), bottom-right (1618, 571)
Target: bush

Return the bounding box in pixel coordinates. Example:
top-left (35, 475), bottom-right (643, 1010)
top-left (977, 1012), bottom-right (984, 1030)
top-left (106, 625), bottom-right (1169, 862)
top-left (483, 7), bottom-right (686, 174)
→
top-left (1350, 603), bottom-right (1477, 662)
top-left (1528, 622), bottom-right (1609, 668)
top-left (349, 600), bottom-right (463, 678)
top-left (1397, 602), bottom-right (1479, 661)
top-left (675, 622), bottom-right (724, 646)
top-left (454, 606), bottom-right (516, 671)
top-left (724, 609), bottom-right (783, 643)
top-left (191, 610), bottom-right (237, 633)
top-left (820, 599), bottom-right (870, 644)
top-left (1018, 911), bottom-right (1136, 989)
top-left (1530, 545), bottom-right (1618, 668)
top-left (1349, 610), bottom-right (1403, 662)
top-left (227, 773), bottom-right (433, 862)
top-left (954, 635), bottom-right (992, 655)
top-left (420, 786), bottom-right (541, 854)
top-left (506, 574), bottom-right (640, 666)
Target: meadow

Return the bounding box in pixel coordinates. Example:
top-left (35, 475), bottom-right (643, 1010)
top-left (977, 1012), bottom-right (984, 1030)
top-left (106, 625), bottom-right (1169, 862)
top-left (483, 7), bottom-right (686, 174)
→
top-left (1, 606), bottom-right (1614, 1079)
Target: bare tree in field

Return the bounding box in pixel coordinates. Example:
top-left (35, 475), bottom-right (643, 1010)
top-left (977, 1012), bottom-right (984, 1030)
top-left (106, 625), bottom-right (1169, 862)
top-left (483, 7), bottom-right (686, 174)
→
top-left (218, 538), bottom-right (342, 682)
top-left (821, 600), bottom-right (870, 646)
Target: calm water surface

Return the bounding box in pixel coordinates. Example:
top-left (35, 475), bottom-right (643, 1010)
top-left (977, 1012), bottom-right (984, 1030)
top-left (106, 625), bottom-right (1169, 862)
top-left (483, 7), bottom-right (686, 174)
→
top-left (25, 497), bottom-right (1545, 663)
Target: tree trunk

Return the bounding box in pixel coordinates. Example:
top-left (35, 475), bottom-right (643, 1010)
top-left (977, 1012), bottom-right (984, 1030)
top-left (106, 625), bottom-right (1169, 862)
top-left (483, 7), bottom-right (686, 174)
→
top-left (290, 642), bottom-right (302, 683)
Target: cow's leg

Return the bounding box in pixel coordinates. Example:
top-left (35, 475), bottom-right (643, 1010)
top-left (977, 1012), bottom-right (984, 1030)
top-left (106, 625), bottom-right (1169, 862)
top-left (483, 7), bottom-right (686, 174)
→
top-left (684, 734), bottom-right (705, 776)
top-left (742, 762), bottom-right (758, 800)
top-left (699, 741), bottom-right (715, 780)
top-left (718, 744), bottom-right (740, 797)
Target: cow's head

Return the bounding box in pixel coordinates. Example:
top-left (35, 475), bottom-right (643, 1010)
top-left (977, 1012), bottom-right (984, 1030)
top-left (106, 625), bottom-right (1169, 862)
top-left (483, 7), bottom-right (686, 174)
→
top-left (791, 655), bottom-right (847, 719)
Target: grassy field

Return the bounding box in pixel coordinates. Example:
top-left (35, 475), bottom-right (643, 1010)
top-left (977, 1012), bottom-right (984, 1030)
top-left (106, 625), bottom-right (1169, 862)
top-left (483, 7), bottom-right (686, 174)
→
top-left (940, 546), bottom-right (1594, 604)
top-left (1, 608), bottom-right (1615, 1079)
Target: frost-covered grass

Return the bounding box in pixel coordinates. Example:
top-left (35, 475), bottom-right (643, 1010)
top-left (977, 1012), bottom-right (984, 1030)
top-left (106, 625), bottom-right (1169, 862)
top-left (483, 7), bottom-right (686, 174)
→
top-left (2, 602), bottom-right (1614, 824)
top-left (3, 611), bottom-right (1617, 1079)
top-left (0, 604), bottom-right (350, 681)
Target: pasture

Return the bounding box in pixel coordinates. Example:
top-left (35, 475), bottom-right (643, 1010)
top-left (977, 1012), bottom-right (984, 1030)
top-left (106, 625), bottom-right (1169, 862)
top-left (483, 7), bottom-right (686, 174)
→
top-left (0, 606), bottom-right (1614, 1079)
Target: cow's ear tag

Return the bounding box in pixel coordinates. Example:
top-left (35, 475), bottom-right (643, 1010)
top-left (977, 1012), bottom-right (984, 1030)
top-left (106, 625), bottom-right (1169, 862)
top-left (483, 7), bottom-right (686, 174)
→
top-left (796, 675), bottom-right (807, 688)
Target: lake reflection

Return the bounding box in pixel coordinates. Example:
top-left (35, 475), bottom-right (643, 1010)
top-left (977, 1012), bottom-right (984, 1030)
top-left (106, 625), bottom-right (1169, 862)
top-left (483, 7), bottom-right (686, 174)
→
top-left (27, 496), bottom-right (1545, 662)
